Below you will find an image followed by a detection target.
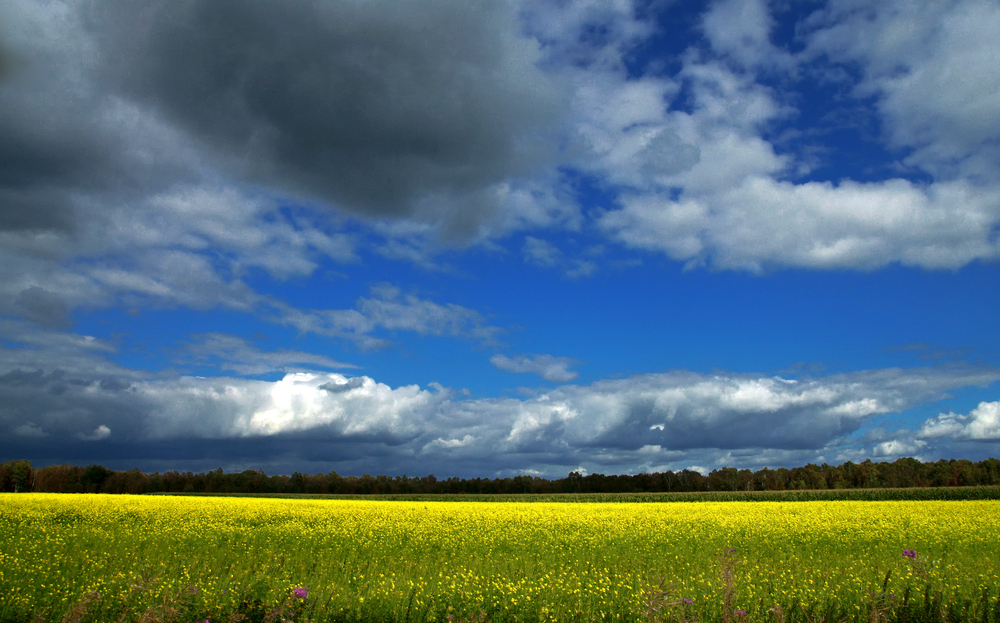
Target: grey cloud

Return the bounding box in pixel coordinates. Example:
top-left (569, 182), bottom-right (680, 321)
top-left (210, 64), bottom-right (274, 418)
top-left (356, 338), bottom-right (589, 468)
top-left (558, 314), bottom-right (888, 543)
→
top-left (847, 399), bottom-right (1000, 465)
top-left (179, 333), bottom-right (357, 376)
top-left (0, 1), bottom-right (204, 236)
top-left (81, 0), bottom-right (565, 232)
top-left (0, 0), bottom-right (573, 337)
top-left (638, 129), bottom-right (701, 178)
top-left (14, 286), bottom-right (71, 328)
top-left (319, 378), bottom-right (366, 394)
top-left (13, 422), bottom-right (47, 438)
top-left (3, 330), bottom-right (997, 477)
top-left (274, 285), bottom-right (504, 348)
top-left (490, 353), bottom-right (579, 383)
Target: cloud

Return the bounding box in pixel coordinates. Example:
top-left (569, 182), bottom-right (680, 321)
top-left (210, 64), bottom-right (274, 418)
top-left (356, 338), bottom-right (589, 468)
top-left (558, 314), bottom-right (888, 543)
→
top-left (804, 0), bottom-right (1000, 182)
top-left (0, 0), bottom-right (567, 337)
top-left (3, 326), bottom-right (997, 477)
top-left (872, 437), bottom-right (927, 458)
top-left (491, 354), bottom-right (580, 383)
top-left (601, 176), bottom-right (1000, 271)
top-left (275, 286), bottom-right (504, 349)
top-left (319, 378), bottom-right (366, 394)
top-left (179, 333), bottom-right (358, 376)
top-left (523, 237), bottom-right (563, 268)
top-left (701, 0), bottom-right (792, 71)
top-left (918, 400), bottom-right (1000, 441)
top-left (520, 237), bottom-right (600, 278)
top-left (78, 425), bottom-right (111, 441)
top-left (0, 183), bottom-right (356, 329)
top-left (80, 0), bottom-right (566, 236)
top-left (13, 422), bottom-right (47, 438)
top-left (564, 0), bottom-right (1000, 271)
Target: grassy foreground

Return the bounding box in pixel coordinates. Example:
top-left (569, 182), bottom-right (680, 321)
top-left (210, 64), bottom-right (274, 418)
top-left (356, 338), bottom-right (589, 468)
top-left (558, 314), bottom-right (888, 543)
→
top-left (0, 494), bottom-right (997, 623)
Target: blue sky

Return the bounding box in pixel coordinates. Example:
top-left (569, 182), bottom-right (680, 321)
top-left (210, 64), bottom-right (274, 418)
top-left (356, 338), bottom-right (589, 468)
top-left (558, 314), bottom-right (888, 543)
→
top-left (2, 0), bottom-right (999, 478)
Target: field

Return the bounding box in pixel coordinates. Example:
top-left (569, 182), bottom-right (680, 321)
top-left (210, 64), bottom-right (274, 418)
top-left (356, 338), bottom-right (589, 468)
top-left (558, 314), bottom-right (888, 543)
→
top-left (1, 494), bottom-right (998, 623)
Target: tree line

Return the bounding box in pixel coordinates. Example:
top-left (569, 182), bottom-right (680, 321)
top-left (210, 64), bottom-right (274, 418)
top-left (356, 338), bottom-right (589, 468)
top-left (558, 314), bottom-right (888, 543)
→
top-left (2, 456), bottom-right (999, 495)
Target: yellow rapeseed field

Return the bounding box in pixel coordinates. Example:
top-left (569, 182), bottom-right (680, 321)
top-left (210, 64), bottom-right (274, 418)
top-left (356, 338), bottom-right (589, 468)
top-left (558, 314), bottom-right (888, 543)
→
top-left (0, 494), bottom-right (996, 623)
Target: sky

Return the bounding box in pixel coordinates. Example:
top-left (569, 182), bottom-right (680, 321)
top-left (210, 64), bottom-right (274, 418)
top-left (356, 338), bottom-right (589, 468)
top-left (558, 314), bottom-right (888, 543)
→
top-left (2, 0), bottom-right (1000, 479)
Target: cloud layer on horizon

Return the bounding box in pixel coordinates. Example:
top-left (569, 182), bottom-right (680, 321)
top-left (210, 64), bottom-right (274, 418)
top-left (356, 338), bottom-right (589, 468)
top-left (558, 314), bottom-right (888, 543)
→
top-left (2, 320), bottom-right (997, 476)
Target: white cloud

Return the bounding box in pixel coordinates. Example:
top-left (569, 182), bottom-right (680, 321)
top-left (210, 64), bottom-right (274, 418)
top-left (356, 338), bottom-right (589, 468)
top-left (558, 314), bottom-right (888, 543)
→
top-left (702, 0), bottom-right (792, 71)
top-left (804, 0), bottom-right (1000, 182)
top-left (491, 354), bottom-right (580, 383)
top-left (78, 424), bottom-right (111, 441)
top-left (872, 438), bottom-right (927, 458)
top-left (603, 176), bottom-right (1000, 271)
top-left (919, 400), bottom-right (1000, 441)
top-left (137, 372), bottom-right (442, 441)
top-left (2, 330), bottom-right (998, 476)
top-left (565, 0), bottom-right (1000, 271)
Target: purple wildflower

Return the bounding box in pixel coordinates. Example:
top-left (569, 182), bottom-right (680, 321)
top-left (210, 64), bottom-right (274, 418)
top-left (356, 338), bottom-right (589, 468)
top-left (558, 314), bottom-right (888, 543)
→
top-left (735, 610), bottom-right (747, 617)
top-left (293, 587), bottom-right (309, 600)
top-left (903, 549), bottom-right (917, 559)
top-left (683, 598), bottom-right (694, 605)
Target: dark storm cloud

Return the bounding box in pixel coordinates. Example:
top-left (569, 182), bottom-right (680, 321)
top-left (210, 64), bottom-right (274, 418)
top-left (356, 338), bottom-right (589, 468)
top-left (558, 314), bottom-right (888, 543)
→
top-left (78, 0), bottom-right (564, 232)
top-left (0, 0), bottom-right (203, 235)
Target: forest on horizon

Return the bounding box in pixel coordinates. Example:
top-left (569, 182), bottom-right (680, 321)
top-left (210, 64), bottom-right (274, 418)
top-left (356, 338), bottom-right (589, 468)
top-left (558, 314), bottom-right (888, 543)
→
top-left (2, 456), bottom-right (1000, 496)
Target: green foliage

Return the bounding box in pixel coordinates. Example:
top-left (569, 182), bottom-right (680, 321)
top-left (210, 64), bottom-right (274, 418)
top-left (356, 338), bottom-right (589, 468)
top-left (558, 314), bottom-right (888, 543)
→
top-left (0, 460), bottom-right (32, 493)
top-left (22, 457), bottom-right (1000, 497)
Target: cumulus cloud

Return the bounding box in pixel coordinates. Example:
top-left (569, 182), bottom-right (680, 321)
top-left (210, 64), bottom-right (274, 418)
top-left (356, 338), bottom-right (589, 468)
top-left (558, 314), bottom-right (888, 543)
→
top-left (601, 177), bottom-right (1000, 271)
top-left (491, 354), bottom-right (580, 383)
top-left (919, 400), bottom-right (1000, 441)
top-left (701, 0), bottom-right (792, 71)
top-left (573, 0), bottom-right (1000, 270)
top-left (2, 325), bottom-right (997, 476)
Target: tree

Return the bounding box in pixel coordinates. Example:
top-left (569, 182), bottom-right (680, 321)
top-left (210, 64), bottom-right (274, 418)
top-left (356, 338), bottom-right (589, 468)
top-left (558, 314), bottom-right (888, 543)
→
top-left (81, 464), bottom-right (112, 493)
top-left (10, 460), bottom-right (33, 492)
